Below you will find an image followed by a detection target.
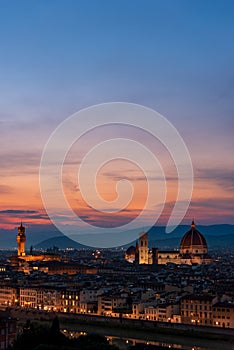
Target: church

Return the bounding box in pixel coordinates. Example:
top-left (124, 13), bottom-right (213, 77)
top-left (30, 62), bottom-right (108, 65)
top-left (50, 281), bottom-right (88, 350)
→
top-left (125, 220), bottom-right (212, 265)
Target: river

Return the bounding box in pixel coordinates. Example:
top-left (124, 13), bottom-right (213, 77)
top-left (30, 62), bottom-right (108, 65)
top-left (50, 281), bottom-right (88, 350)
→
top-left (60, 323), bottom-right (234, 350)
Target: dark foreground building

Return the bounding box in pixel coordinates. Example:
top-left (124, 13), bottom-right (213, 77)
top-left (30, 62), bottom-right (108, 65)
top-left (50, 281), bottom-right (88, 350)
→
top-left (0, 310), bottom-right (17, 350)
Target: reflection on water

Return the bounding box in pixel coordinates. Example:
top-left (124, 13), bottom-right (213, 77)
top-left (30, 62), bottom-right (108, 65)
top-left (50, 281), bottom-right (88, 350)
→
top-left (107, 335), bottom-right (197, 350)
top-left (61, 328), bottom-right (233, 350)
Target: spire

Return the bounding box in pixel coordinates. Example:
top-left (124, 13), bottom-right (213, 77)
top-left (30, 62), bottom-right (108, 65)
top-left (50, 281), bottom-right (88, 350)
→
top-left (18, 222), bottom-right (25, 235)
top-left (191, 218), bottom-right (195, 229)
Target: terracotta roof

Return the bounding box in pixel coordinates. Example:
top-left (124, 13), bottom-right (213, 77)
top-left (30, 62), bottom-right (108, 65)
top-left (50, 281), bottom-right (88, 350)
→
top-left (180, 220), bottom-right (207, 249)
top-left (126, 245), bottom-right (136, 255)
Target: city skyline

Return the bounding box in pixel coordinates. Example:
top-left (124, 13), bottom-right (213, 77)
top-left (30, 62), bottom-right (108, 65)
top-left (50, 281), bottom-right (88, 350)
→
top-left (0, 3), bottom-right (233, 348)
top-left (0, 1), bottom-right (233, 233)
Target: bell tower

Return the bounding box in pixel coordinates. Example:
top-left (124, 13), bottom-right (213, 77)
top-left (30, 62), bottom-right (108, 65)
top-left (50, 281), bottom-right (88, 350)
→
top-left (17, 222), bottom-right (26, 256)
top-left (139, 232), bottom-right (149, 264)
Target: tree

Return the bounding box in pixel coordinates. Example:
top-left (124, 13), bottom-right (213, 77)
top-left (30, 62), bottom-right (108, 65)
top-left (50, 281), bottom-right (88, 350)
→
top-left (49, 317), bottom-right (60, 337)
top-left (11, 318), bottom-right (119, 350)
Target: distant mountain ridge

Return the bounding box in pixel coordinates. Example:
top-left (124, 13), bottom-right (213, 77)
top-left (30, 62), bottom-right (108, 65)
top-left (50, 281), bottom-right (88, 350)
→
top-left (34, 233), bottom-right (234, 250)
top-left (148, 224), bottom-right (234, 240)
top-left (35, 224), bottom-right (234, 250)
top-left (149, 234), bottom-right (234, 250)
top-left (35, 236), bottom-right (89, 250)
top-left (0, 224), bottom-right (233, 250)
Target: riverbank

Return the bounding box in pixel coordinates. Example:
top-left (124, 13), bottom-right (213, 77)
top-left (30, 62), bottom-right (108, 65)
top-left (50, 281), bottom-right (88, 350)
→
top-left (10, 308), bottom-right (234, 349)
top-left (57, 315), bottom-right (234, 344)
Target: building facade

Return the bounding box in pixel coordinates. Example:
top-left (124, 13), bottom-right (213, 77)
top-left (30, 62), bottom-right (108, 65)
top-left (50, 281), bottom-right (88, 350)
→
top-left (125, 220), bottom-right (212, 265)
top-left (181, 295), bottom-right (217, 326)
top-left (0, 311), bottom-right (17, 350)
top-left (212, 302), bottom-right (234, 328)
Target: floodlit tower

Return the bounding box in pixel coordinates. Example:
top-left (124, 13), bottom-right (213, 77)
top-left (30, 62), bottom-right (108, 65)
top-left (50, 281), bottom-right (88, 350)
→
top-left (139, 232), bottom-right (148, 264)
top-left (17, 222), bottom-right (26, 256)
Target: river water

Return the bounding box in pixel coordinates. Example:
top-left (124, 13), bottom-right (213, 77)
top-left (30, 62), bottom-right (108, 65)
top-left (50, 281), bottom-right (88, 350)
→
top-left (60, 323), bottom-right (234, 350)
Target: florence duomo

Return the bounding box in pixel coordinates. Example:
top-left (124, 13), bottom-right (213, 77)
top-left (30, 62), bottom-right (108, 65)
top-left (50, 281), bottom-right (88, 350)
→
top-left (125, 220), bottom-right (212, 265)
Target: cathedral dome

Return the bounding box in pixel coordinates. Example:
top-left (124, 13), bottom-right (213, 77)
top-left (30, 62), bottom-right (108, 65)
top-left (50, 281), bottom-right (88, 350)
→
top-left (180, 220), bottom-right (208, 255)
top-left (125, 245), bottom-right (136, 263)
top-left (126, 245), bottom-right (136, 256)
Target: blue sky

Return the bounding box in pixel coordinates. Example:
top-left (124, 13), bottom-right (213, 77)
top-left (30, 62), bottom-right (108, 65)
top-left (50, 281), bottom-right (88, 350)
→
top-left (0, 0), bottom-right (233, 231)
top-left (1, 0), bottom-right (234, 116)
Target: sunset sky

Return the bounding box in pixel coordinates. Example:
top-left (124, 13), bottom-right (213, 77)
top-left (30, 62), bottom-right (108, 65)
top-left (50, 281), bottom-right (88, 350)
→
top-left (0, 0), bottom-right (233, 234)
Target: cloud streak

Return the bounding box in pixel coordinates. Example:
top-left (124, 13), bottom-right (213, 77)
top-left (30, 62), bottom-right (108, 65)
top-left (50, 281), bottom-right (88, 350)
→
top-left (196, 168), bottom-right (234, 191)
top-left (0, 185), bottom-right (13, 194)
top-left (103, 171), bottom-right (177, 182)
top-left (0, 209), bottom-right (38, 214)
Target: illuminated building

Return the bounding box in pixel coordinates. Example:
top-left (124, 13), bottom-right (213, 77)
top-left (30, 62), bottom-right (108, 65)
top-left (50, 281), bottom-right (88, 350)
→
top-left (125, 241), bottom-right (139, 264)
top-left (125, 220), bottom-right (212, 265)
top-left (0, 287), bottom-right (18, 308)
top-left (139, 233), bottom-right (149, 264)
top-left (181, 295), bottom-right (217, 326)
top-left (10, 223), bottom-right (61, 269)
top-left (17, 222), bottom-right (26, 256)
top-left (212, 302), bottom-right (234, 328)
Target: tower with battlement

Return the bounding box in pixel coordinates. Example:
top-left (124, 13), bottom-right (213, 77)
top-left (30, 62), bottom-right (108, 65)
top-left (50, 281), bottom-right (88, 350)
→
top-left (17, 223), bottom-right (26, 256)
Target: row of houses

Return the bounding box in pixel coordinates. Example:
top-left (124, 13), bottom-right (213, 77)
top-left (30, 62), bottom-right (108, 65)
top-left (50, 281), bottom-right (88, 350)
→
top-left (0, 285), bottom-right (233, 328)
top-left (0, 285), bottom-right (103, 314)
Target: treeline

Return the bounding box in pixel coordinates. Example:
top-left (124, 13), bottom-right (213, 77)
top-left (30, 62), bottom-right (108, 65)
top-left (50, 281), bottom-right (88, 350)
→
top-left (9, 317), bottom-right (119, 350)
